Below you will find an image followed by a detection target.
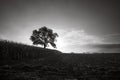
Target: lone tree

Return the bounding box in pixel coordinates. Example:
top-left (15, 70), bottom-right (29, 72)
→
top-left (30, 26), bottom-right (58, 48)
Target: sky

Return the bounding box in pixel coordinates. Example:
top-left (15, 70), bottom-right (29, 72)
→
top-left (0, 0), bottom-right (120, 53)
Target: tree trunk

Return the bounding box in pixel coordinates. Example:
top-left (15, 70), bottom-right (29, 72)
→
top-left (44, 44), bottom-right (46, 49)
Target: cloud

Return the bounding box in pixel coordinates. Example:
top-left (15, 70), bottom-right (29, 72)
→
top-left (103, 34), bottom-right (120, 44)
top-left (54, 29), bottom-right (104, 52)
top-left (55, 29), bottom-right (120, 53)
top-left (62, 29), bottom-right (103, 45)
top-left (0, 34), bottom-right (2, 39)
top-left (0, 33), bottom-right (8, 40)
top-left (79, 33), bottom-right (120, 53)
top-left (87, 44), bottom-right (120, 53)
top-left (91, 44), bottom-right (120, 49)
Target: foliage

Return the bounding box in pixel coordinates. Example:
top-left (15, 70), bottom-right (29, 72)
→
top-left (30, 26), bottom-right (58, 48)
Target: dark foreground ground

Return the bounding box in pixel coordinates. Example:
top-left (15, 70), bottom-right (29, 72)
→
top-left (0, 40), bottom-right (120, 80)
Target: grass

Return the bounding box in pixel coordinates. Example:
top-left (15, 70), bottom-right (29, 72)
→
top-left (0, 40), bottom-right (120, 80)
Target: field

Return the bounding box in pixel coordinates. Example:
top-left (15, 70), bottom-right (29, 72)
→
top-left (0, 40), bottom-right (120, 80)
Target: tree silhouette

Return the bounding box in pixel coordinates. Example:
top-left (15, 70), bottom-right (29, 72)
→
top-left (30, 26), bottom-right (58, 48)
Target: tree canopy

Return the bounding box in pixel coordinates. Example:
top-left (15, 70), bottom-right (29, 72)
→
top-left (30, 26), bottom-right (58, 48)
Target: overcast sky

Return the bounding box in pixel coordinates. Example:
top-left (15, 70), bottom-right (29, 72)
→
top-left (0, 0), bottom-right (120, 53)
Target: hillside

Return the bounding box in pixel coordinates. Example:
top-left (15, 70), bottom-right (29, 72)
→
top-left (0, 40), bottom-right (62, 65)
top-left (0, 40), bottom-right (120, 80)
